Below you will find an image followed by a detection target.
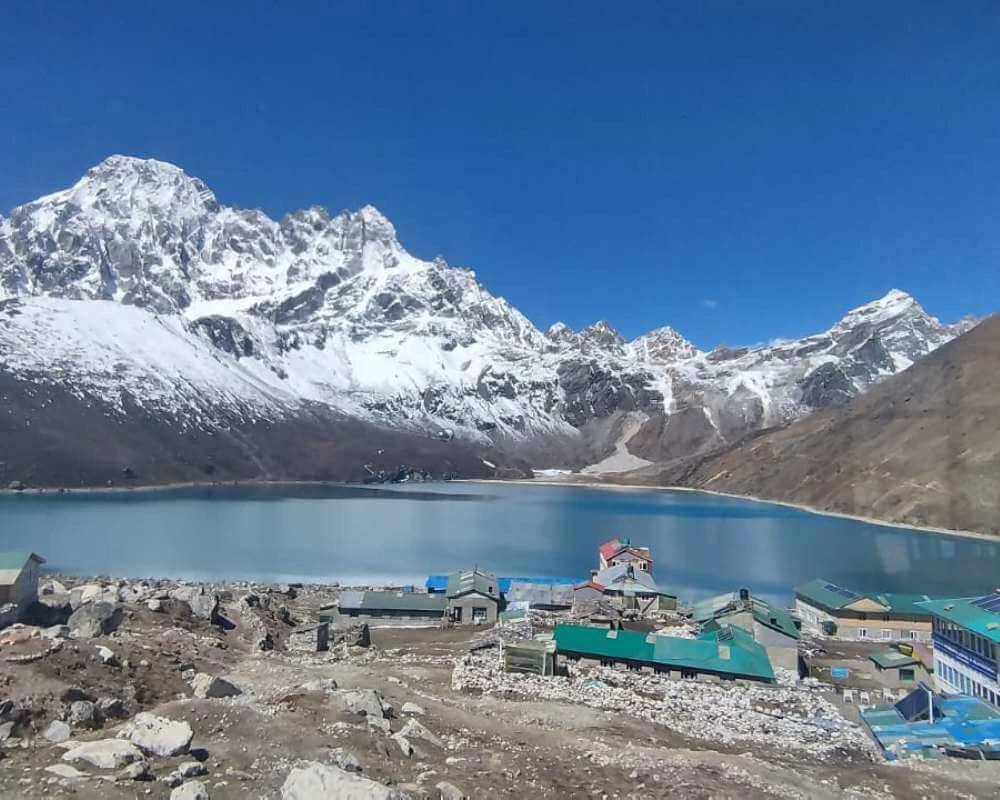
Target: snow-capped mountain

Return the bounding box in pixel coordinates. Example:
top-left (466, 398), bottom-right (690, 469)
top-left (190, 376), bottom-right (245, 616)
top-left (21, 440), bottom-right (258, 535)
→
top-left (0, 156), bottom-right (975, 483)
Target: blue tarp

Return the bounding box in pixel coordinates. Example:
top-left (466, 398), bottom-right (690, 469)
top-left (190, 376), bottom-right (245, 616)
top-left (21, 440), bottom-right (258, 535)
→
top-left (425, 574), bottom-right (577, 593)
top-left (861, 690), bottom-right (1000, 760)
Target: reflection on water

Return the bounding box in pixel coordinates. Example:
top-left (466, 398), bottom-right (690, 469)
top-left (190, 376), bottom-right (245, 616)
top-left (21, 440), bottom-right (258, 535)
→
top-left (0, 481), bottom-right (996, 604)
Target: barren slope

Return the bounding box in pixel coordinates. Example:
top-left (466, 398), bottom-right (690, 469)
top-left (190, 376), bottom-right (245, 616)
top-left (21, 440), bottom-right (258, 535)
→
top-left (633, 316), bottom-right (1000, 535)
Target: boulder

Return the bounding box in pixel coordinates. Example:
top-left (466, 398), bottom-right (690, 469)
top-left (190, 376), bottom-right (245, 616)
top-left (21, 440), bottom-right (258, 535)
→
top-left (41, 625), bottom-right (70, 639)
top-left (69, 584), bottom-right (117, 610)
top-left (281, 762), bottom-right (410, 800)
top-left (0, 604), bottom-right (17, 630)
top-left (96, 645), bottom-right (118, 665)
top-left (67, 602), bottom-right (123, 638)
top-left (170, 586), bottom-right (219, 621)
top-left (177, 761), bottom-right (208, 778)
top-left (122, 712), bottom-right (193, 757)
top-left (398, 718), bottom-right (443, 749)
top-left (62, 739), bottom-right (144, 770)
top-left (329, 688), bottom-right (385, 719)
top-left (116, 760), bottom-right (152, 781)
top-left (299, 678), bottom-right (338, 693)
top-left (45, 763), bottom-right (89, 781)
top-left (29, 594), bottom-right (72, 626)
top-left (97, 697), bottom-right (127, 720)
top-left (191, 673), bottom-right (243, 699)
top-left (68, 700), bottom-right (98, 728)
top-left (392, 733), bottom-right (413, 757)
top-left (401, 702), bottom-right (425, 716)
top-left (331, 748), bottom-right (362, 773)
top-left (43, 719), bottom-right (72, 743)
top-left (0, 721), bottom-right (15, 742)
top-left (146, 598), bottom-right (163, 612)
top-left (436, 782), bottom-right (467, 800)
top-left (171, 780), bottom-right (210, 800)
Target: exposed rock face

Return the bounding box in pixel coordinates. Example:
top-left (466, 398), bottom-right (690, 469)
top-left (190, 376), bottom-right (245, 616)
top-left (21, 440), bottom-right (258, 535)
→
top-left (0, 156), bottom-right (975, 481)
top-left (169, 586), bottom-right (219, 621)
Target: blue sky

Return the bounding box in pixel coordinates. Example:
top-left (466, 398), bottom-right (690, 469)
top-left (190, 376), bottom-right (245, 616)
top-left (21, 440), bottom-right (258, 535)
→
top-left (2, 2), bottom-right (998, 347)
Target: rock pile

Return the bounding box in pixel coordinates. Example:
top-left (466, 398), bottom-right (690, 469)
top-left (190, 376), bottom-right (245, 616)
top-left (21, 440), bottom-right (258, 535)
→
top-left (452, 655), bottom-right (875, 759)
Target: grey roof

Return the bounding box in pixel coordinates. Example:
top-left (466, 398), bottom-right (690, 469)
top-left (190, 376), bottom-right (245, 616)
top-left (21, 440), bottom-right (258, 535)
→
top-left (446, 568), bottom-right (500, 600)
top-left (337, 590), bottom-right (448, 614)
top-left (595, 564), bottom-right (670, 596)
top-left (506, 581), bottom-right (573, 608)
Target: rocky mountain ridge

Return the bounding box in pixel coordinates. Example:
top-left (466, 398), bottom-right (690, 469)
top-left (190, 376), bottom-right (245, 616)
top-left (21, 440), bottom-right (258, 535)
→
top-left (0, 156), bottom-right (977, 483)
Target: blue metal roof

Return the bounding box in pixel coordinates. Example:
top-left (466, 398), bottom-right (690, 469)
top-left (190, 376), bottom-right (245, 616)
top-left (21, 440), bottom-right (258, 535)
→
top-left (425, 574), bottom-right (577, 593)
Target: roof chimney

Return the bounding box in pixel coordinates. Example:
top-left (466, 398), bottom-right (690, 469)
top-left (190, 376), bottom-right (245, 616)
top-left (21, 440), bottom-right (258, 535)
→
top-left (590, 569), bottom-right (598, 579)
top-left (739, 588), bottom-right (750, 608)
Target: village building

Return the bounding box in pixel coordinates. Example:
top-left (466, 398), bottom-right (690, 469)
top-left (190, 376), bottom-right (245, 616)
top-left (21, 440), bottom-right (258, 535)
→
top-left (329, 590), bottom-right (448, 622)
top-left (793, 579), bottom-right (935, 642)
top-left (800, 638), bottom-right (933, 697)
top-left (553, 622), bottom-right (774, 683)
top-left (0, 552), bottom-right (45, 625)
top-left (598, 537), bottom-right (653, 573)
top-left (445, 567), bottom-right (502, 625)
top-left (588, 563), bottom-right (678, 614)
top-left (689, 589), bottom-right (801, 670)
top-left (919, 591), bottom-right (1000, 708)
top-left (504, 580), bottom-right (573, 611)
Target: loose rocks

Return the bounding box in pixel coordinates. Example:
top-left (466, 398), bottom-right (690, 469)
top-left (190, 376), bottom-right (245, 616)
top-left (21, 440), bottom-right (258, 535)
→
top-left (171, 779), bottom-right (210, 800)
top-left (43, 720), bottom-right (72, 743)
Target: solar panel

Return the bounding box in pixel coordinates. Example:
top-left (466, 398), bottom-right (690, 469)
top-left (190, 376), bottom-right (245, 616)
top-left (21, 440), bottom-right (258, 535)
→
top-left (824, 582), bottom-right (861, 600)
top-left (972, 593), bottom-right (1000, 613)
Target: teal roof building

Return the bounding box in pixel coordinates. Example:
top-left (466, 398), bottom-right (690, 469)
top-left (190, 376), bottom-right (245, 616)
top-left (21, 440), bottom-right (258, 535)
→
top-left (553, 622), bottom-right (774, 683)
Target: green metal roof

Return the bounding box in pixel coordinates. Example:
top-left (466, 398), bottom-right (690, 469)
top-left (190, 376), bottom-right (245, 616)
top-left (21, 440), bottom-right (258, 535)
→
top-left (689, 591), bottom-right (800, 641)
top-left (0, 552), bottom-right (43, 570)
top-left (873, 593), bottom-right (935, 617)
top-left (553, 623), bottom-right (774, 682)
top-left (919, 597), bottom-right (1000, 645)
top-left (868, 649), bottom-right (921, 670)
top-left (793, 578), bottom-right (865, 611)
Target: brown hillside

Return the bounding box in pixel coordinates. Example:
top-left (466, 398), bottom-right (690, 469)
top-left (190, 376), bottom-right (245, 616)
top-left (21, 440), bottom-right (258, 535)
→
top-left (635, 315), bottom-right (1000, 535)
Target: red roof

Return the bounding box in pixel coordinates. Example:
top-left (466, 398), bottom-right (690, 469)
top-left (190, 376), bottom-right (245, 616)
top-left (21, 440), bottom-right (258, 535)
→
top-left (599, 538), bottom-right (653, 564)
top-left (574, 580), bottom-right (606, 592)
top-left (599, 538), bottom-right (622, 560)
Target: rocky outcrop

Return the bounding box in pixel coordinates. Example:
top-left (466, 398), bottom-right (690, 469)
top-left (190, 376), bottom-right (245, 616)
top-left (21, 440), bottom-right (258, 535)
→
top-left (62, 739), bottom-right (144, 770)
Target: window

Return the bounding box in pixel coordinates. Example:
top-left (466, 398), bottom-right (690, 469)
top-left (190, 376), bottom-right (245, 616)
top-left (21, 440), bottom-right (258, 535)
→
top-left (899, 668), bottom-right (915, 682)
top-left (908, 630), bottom-right (918, 640)
top-left (881, 629), bottom-right (892, 639)
top-left (858, 627), bottom-right (868, 638)
top-left (472, 606), bottom-right (488, 623)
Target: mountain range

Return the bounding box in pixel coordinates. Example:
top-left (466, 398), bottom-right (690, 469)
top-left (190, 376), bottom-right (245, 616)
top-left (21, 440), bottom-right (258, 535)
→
top-left (0, 156), bottom-right (980, 495)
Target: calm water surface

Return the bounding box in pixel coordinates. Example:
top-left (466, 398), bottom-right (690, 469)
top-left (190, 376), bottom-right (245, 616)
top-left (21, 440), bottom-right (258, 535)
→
top-left (0, 481), bottom-right (997, 604)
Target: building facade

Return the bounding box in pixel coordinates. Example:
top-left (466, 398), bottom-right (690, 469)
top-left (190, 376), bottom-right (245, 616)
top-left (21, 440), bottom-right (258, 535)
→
top-left (794, 579), bottom-right (935, 642)
top-left (0, 552), bottom-right (45, 624)
top-left (920, 593), bottom-right (1000, 708)
top-left (598, 538), bottom-right (653, 573)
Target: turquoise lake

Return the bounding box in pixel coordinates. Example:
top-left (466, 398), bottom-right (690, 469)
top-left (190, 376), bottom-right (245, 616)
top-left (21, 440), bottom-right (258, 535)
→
top-left (0, 481), bottom-right (997, 604)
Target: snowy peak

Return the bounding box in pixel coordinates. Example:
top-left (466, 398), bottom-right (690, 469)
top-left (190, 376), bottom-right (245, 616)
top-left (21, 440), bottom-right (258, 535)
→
top-left (631, 325), bottom-right (698, 362)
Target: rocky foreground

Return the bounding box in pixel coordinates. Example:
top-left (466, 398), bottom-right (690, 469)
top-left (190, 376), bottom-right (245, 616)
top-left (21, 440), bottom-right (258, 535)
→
top-left (0, 577), bottom-right (997, 799)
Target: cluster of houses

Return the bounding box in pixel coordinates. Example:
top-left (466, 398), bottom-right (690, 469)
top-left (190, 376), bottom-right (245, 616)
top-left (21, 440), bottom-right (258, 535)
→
top-left (2, 542), bottom-right (998, 759)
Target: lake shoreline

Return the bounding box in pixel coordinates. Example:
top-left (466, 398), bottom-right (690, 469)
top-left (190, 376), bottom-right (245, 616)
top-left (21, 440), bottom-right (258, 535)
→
top-left (4, 473), bottom-right (995, 544)
top-left (462, 477), bottom-right (998, 543)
